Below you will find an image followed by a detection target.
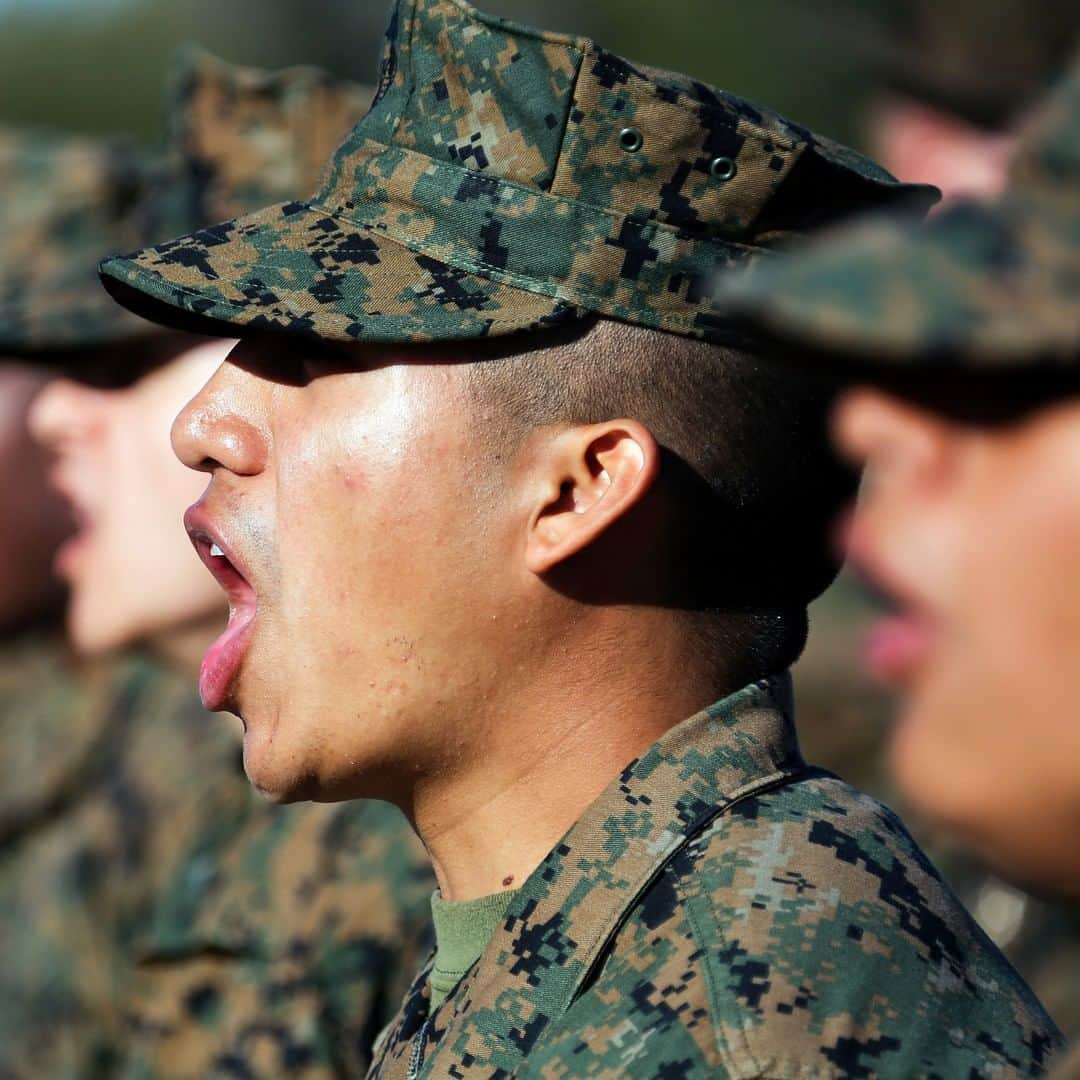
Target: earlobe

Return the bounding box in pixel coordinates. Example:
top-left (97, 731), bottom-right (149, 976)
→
top-left (525, 421), bottom-right (659, 576)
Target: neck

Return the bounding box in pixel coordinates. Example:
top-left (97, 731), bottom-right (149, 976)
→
top-left (410, 607), bottom-right (738, 902)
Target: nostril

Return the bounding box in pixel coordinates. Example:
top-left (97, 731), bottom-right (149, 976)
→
top-left (171, 402), bottom-right (267, 477)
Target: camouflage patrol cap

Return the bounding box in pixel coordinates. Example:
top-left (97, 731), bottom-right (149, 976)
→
top-left (0, 127), bottom-right (159, 352)
top-left (0, 50), bottom-right (371, 355)
top-left (99, 0), bottom-right (937, 350)
top-left (153, 46), bottom-right (374, 233)
top-left (715, 59), bottom-right (1080, 369)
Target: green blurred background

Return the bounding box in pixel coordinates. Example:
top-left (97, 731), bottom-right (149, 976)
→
top-left (0, 0), bottom-right (873, 150)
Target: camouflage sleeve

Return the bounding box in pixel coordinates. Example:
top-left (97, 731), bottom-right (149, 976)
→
top-left (120, 797), bottom-right (435, 1078)
top-left (523, 774), bottom-right (1064, 1079)
top-left (0, 651), bottom-right (248, 1079)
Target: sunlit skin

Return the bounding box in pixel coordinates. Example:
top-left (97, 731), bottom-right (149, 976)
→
top-left (0, 361), bottom-right (73, 633)
top-left (835, 388), bottom-right (1080, 897)
top-left (30, 338), bottom-right (233, 665)
top-left (171, 337), bottom-right (733, 900)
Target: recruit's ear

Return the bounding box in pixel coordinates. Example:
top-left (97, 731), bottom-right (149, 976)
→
top-left (525, 420), bottom-right (660, 575)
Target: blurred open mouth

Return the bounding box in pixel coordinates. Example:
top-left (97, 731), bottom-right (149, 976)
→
top-left (54, 513), bottom-right (92, 579)
top-left (847, 553), bottom-right (939, 688)
top-left (48, 469), bottom-right (95, 581)
top-left (186, 507), bottom-right (257, 713)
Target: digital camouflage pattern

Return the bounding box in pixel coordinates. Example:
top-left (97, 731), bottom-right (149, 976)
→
top-left (106, 53), bottom-right (435, 1080)
top-left (795, 620), bottom-right (1080, 1047)
top-left (120, 794), bottom-right (433, 1079)
top-left (716, 57), bottom-right (1080, 368)
top-left (0, 47), bottom-right (372, 354)
top-left (99, 0), bottom-right (938, 349)
top-left (0, 643), bottom-right (431, 1080)
top-left (369, 675), bottom-right (1063, 1078)
top-left (0, 50), bottom-right (431, 1079)
top-left (0, 126), bottom-right (158, 350)
top-left (163, 45), bottom-right (374, 228)
top-left (946, 862), bottom-right (1080, 1047)
top-left (0, 639), bottom-right (245, 1078)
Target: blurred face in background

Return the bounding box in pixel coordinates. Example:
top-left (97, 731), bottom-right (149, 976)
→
top-left (30, 335), bottom-right (233, 661)
top-left (0, 361), bottom-right (72, 632)
top-left (835, 382), bottom-right (1080, 897)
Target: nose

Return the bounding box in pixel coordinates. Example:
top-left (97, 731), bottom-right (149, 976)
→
top-left (171, 359), bottom-right (268, 477)
top-left (833, 388), bottom-right (952, 486)
top-left (28, 378), bottom-right (108, 452)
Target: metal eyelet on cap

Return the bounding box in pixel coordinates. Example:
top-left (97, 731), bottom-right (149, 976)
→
top-left (710, 155), bottom-right (738, 181)
top-left (619, 127), bottom-right (644, 153)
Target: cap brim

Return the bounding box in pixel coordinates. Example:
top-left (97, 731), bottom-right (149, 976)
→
top-left (100, 200), bottom-right (584, 346)
top-left (0, 271), bottom-right (151, 356)
top-left (719, 198), bottom-right (1080, 367)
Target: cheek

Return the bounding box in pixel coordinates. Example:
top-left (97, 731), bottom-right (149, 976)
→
top-left (888, 422), bottom-right (1080, 839)
top-left (956, 447), bottom-right (1080, 681)
top-left (80, 418), bottom-right (218, 638)
top-left (271, 401), bottom-right (480, 685)
top-left (111, 410), bottom-right (204, 556)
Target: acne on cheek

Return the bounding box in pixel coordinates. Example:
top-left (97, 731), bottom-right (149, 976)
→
top-left (339, 467), bottom-right (367, 494)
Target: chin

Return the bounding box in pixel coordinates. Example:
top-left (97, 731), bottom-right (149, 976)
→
top-left (67, 611), bottom-right (126, 659)
top-left (888, 701), bottom-right (976, 825)
top-left (242, 750), bottom-right (318, 805)
top-left (240, 725), bottom-right (329, 805)
top-left (951, 810), bottom-right (1080, 903)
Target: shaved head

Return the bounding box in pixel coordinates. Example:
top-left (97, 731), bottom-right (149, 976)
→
top-left (464, 317), bottom-right (856, 682)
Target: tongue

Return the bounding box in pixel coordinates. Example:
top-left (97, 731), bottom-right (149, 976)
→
top-left (200, 609), bottom-right (255, 712)
top-left (864, 614), bottom-right (933, 685)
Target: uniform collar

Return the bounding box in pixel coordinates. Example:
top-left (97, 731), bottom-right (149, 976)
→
top-left (374, 673), bottom-right (806, 1077)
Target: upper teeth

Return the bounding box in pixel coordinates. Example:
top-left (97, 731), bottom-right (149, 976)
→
top-left (210, 544), bottom-right (225, 558)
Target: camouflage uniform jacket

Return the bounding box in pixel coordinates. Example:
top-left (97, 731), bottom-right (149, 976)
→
top-left (120, 791), bottom-right (435, 1078)
top-left (370, 675), bottom-right (1064, 1079)
top-left (0, 637), bottom-right (246, 1079)
top-left (795, 618), bottom-right (1080, 1043)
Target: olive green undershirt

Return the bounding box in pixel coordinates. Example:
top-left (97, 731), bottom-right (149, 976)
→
top-left (428, 888), bottom-right (518, 1007)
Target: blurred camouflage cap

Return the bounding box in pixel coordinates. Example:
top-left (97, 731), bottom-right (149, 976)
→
top-left (153, 46), bottom-right (374, 233)
top-left (812, 0), bottom-right (1080, 131)
top-left (715, 58), bottom-right (1080, 369)
top-left (0, 127), bottom-right (159, 353)
top-left (99, 0), bottom-right (937, 350)
top-left (0, 48), bottom-right (371, 355)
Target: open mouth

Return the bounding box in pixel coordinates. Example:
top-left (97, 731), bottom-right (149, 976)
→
top-left (847, 557), bottom-right (938, 687)
top-left (46, 466), bottom-right (95, 580)
top-left (54, 506), bottom-right (94, 579)
top-left (186, 510), bottom-right (257, 712)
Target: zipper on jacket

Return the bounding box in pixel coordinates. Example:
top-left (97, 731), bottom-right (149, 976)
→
top-left (407, 1017), bottom-right (433, 1080)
